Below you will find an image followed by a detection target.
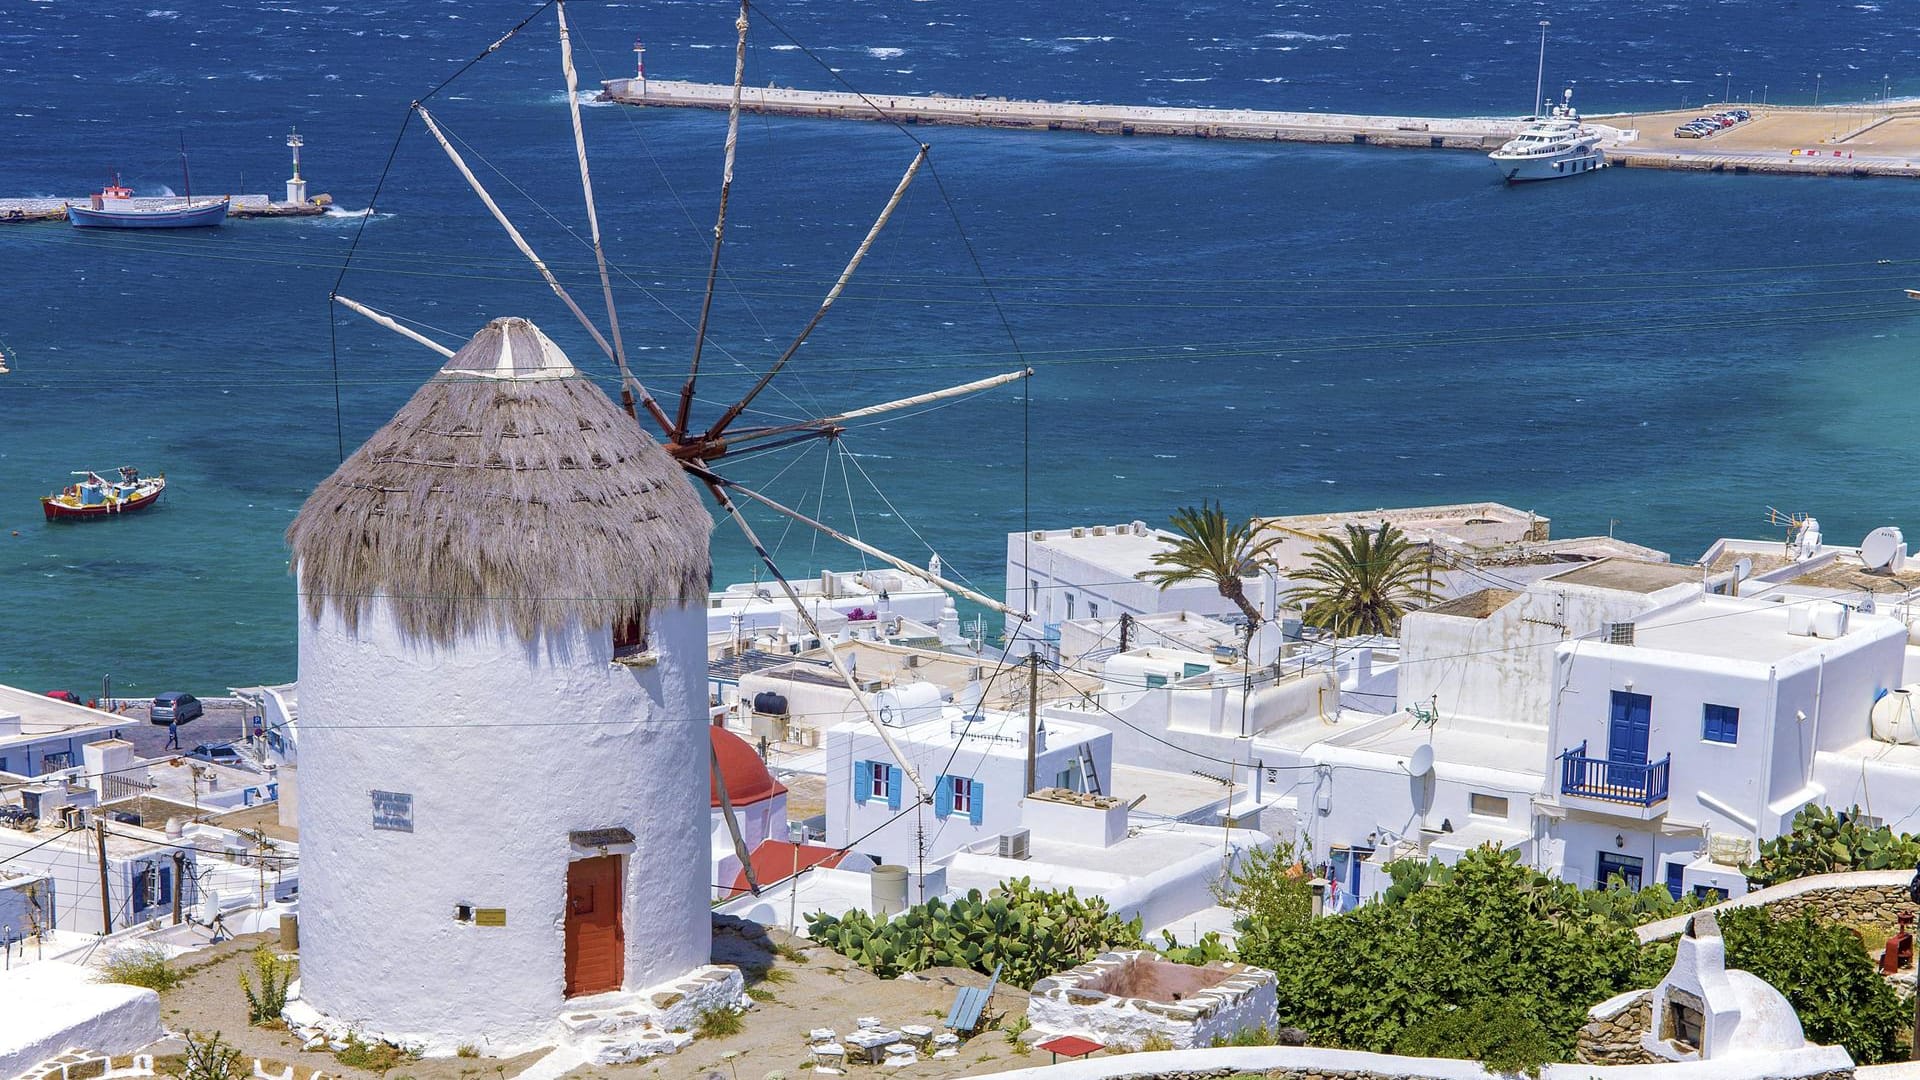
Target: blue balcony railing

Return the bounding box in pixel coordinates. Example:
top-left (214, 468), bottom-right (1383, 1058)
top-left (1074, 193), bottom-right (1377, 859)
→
top-left (1559, 740), bottom-right (1671, 807)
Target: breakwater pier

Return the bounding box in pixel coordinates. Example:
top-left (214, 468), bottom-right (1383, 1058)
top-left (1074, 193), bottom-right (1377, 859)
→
top-left (0, 193), bottom-right (330, 225)
top-left (603, 77), bottom-right (1920, 180)
top-left (600, 78), bottom-right (1546, 150)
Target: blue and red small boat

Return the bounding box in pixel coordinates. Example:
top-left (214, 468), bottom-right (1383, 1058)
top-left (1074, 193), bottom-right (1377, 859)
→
top-left (42, 467), bottom-right (167, 521)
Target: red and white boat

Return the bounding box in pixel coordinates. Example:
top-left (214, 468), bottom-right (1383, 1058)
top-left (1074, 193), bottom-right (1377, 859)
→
top-left (41, 467), bottom-right (166, 521)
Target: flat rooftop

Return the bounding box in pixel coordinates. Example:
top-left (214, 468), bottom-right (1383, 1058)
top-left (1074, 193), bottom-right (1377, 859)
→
top-left (1108, 763), bottom-right (1231, 820)
top-left (0, 685), bottom-right (127, 743)
top-left (1546, 557), bottom-right (1703, 595)
top-left (1424, 588), bottom-right (1521, 620)
top-left (1630, 597), bottom-right (1891, 665)
top-left (1020, 524), bottom-right (1178, 576)
top-left (1318, 712), bottom-right (1549, 777)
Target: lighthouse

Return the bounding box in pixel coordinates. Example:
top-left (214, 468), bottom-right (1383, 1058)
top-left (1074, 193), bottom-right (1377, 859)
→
top-left (285, 127), bottom-right (307, 206)
top-left (287, 317), bottom-right (721, 1053)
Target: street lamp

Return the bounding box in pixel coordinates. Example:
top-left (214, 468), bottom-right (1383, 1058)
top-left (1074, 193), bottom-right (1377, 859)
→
top-left (1717, 71), bottom-right (1732, 104)
top-left (1815, 72), bottom-right (1823, 107)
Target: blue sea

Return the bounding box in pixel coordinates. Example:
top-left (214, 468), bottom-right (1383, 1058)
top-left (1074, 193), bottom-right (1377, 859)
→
top-left (4, 1), bottom-right (1920, 695)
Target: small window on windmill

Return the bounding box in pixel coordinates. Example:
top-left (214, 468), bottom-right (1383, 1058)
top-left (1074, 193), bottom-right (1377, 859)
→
top-left (613, 615), bottom-right (649, 660)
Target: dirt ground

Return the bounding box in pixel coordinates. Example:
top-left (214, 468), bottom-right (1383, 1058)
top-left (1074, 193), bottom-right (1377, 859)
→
top-left (143, 926), bottom-right (1045, 1080)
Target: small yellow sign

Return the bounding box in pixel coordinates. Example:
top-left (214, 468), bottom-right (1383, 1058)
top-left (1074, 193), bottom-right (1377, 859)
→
top-left (474, 908), bottom-right (507, 927)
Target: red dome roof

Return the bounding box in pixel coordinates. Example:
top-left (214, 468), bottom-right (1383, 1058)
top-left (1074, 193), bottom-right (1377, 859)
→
top-left (711, 726), bottom-right (787, 808)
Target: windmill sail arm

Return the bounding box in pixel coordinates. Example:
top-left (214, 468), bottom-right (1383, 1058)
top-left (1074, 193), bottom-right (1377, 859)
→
top-left (703, 480), bottom-right (930, 802)
top-left (413, 103), bottom-right (676, 435)
top-left (723, 368), bottom-right (1032, 450)
top-left (704, 144), bottom-right (929, 442)
top-left (331, 295), bottom-right (457, 358)
top-left (678, 0), bottom-right (752, 438)
top-left (555, 1), bottom-right (640, 424)
top-left (689, 464), bottom-right (1024, 619)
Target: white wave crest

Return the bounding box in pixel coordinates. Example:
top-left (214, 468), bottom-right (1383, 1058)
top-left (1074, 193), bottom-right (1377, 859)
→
top-left (1262, 30), bottom-right (1347, 42)
top-left (866, 46), bottom-right (905, 59)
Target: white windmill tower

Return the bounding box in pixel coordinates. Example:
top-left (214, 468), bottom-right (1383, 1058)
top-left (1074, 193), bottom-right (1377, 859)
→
top-left (316, 3), bottom-right (1037, 1044)
top-left (287, 318), bottom-right (720, 1051)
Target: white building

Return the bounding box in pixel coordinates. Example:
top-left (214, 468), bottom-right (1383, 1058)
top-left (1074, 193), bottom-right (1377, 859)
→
top-left (708, 568), bottom-right (952, 640)
top-left (0, 687), bottom-right (129, 781)
top-left (708, 725), bottom-right (793, 898)
top-left (287, 318), bottom-right (725, 1053)
top-left (1003, 521), bottom-right (1282, 642)
top-left (823, 691), bottom-right (1113, 870)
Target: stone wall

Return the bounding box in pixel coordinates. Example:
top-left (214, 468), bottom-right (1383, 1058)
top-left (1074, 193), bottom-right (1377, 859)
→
top-left (1637, 873), bottom-right (1916, 943)
top-left (963, 1043), bottom-right (1857, 1080)
top-left (1027, 951), bottom-right (1278, 1051)
top-left (1576, 991), bottom-right (1662, 1066)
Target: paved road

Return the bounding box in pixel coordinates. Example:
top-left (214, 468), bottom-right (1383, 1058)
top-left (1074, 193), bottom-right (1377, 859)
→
top-left (106, 702), bottom-right (256, 761)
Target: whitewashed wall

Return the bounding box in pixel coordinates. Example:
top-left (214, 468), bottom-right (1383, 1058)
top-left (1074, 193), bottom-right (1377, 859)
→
top-left (296, 597), bottom-right (710, 1053)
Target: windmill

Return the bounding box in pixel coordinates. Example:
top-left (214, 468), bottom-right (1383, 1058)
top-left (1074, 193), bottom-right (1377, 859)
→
top-left (329, 0), bottom-right (1034, 896)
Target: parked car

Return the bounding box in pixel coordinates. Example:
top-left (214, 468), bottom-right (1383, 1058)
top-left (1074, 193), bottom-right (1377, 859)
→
top-left (184, 744), bottom-right (241, 766)
top-left (1675, 125), bottom-right (1707, 138)
top-left (1731, 109), bottom-right (1751, 121)
top-left (44, 690), bottom-right (82, 704)
top-left (150, 691), bottom-right (204, 725)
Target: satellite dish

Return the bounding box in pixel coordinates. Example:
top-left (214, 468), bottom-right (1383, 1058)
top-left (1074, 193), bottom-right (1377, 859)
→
top-left (1408, 744), bottom-right (1435, 778)
top-left (1861, 526), bottom-right (1905, 571)
top-left (1733, 557), bottom-right (1753, 583)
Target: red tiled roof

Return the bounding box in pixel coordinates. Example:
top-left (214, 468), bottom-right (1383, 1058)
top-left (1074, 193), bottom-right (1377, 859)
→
top-left (723, 840), bottom-right (846, 897)
top-left (711, 725), bottom-right (788, 808)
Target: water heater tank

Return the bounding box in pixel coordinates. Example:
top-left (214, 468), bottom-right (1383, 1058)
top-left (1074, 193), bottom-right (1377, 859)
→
top-left (1872, 687), bottom-right (1920, 745)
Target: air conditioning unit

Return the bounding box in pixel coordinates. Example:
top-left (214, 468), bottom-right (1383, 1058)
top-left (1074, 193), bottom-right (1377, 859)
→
top-left (997, 829), bottom-right (1031, 860)
top-left (905, 654), bottom-right (922, 669)
top-left (1070, 527), bottom-right (1086, 538)
top-left (1092, 526), bottom-right (1107, 536)
top-left (1030, 530), bottom-right (1046, 542)
top-left (1605, 622), bottom-right (1636, 646)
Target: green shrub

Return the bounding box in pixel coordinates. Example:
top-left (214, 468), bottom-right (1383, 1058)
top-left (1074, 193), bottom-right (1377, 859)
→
top-left (696, 1006), bottom-right (744, 1039)
top-left (806, 877), bottom-right (1142, 988)
top-left (1231, 846), bottom-right (1659, 1060)
top-left (1210, 1026), bottom-right (1278, 1048)
top-left (238, 945), bottom-right (294, 1026)
top-left (1718, 908), bottom-right (1908, 1063)
top-left (333, 1033), bottom-right (417, 1072)
top-left (1744, 804), bottom-right (1920, 887)
top-left (168, 1032), bottom-right (240, 1080)
top-left (1155, 929), bottom-right (1230, 966)
top-left (455, 1044), bottom-right (480, 1059)
top-left (1394, 1000), bottom-right (1556, 1076)
top-left (100, 945), bottom-right (185, 991)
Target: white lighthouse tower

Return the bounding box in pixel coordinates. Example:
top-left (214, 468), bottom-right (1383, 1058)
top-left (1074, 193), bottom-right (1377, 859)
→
top-left (285, 127), bottom-right (307, 206)
top-left (287, 317), bottom-right (729, 1055)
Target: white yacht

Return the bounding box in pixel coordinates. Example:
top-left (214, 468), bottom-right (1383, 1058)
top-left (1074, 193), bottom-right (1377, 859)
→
top-left (1488, 88), bottom-right (1607, 182)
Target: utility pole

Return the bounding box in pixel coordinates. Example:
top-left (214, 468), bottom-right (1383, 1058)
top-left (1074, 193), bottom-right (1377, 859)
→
top-left (1118, 611), bottom-right (1131, 652)
top-left (171, 852), bottom-right (185, 925)
top-left (94, 818), bottom-right (112, 935)
top-left (1025, 651), bottom-right (1039, 795)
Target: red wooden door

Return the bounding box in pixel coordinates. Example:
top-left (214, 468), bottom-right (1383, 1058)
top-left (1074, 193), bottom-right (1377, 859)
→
top-left (565, 855), bottom-right (624, 997)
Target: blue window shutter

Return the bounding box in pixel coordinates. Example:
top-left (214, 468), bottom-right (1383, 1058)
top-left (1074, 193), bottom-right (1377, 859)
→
top-left (935, 776), bottom-right (953, 819)
top-left (854, 760), bottom-right (872, 805)
top-left (969, 781), bottom-right (985, 827)
top-left (887, 766), bottom-right (903, 811)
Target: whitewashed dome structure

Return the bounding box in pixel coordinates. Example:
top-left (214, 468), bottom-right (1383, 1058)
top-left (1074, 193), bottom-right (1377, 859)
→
top-left (288, 317), bottom-right (716, 1051)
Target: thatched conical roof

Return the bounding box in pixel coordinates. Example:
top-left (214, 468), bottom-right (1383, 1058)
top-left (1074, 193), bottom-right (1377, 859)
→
top-left (288, 317), bottom-right (712, 645)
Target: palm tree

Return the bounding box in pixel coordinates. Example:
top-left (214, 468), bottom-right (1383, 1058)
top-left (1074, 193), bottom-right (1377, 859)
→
top-left (1137, 503), bottom-right (1279, 628)
top-left (1285, 522), bottom-right (1440, 636)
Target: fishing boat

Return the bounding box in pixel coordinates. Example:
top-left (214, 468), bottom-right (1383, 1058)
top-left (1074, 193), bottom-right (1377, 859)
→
top-left (41, 467), bottom-right (167, 521)
top-left (66, 147), bottom-right (229, 229)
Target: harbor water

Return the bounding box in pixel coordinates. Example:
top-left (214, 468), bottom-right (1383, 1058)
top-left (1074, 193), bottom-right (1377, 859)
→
top-left (3, 1), bottom-right (1920, 694)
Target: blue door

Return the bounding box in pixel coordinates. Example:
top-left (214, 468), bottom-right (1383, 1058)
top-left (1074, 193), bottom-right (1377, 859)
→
top-left (1597, 852), bottom-right (1644, 891)
top-left (1607, 691), bottom-right (1652, 788)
